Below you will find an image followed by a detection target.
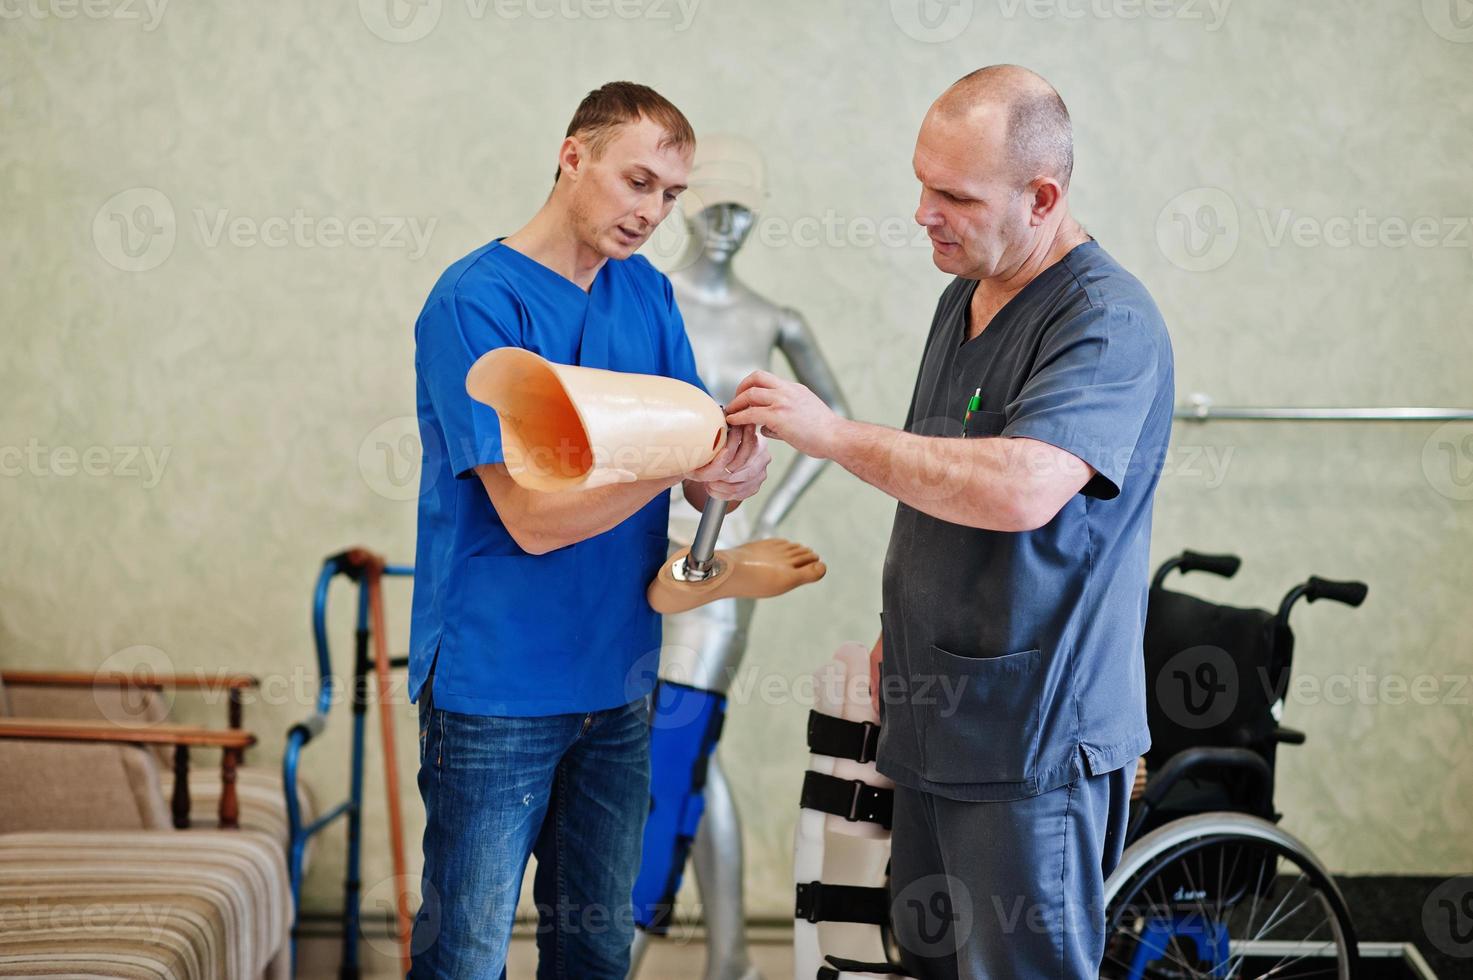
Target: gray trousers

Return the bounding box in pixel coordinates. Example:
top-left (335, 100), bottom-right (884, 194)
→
top-left (889, 760), bottom-right (1136, 979)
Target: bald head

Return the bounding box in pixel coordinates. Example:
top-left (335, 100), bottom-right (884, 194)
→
top-left (933, 65), bottom-right (1073, 191)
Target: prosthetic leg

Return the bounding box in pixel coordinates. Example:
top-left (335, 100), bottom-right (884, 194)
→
top-left (633, 493), bottom-right (827, 980)
top-left (466, 350), bottom-right (831, 975)
top-left (631, 496), bottom-right (763, 980)
top-left (467, 348), bottom-right (826, 611)
top-left (793, 643), bottom-right (906, 980)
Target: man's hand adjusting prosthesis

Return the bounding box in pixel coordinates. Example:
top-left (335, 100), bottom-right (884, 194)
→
top-left (465, 348), bottom-right (826, 611)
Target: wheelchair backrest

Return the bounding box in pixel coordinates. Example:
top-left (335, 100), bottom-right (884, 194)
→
top-left (1143, 586), bottom-right (1294, 770)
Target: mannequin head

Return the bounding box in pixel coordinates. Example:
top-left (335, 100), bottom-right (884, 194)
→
top-left (687, 201), bottom-right (755, 265)
top-left (679, 134), bottom-right (765, 269)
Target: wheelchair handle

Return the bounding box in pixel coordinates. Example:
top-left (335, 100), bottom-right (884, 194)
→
top-left (1277, 575), bottom-right (1369, 624)
top-left (1152, 550), bottom-right (1242, 590)
top-left (1181, 550), bottom-right (1242, 578)
top-left (1305, 576), bottom-right (1369, 608)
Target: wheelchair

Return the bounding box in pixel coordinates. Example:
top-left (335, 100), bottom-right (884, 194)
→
top-left (792, 551), bottom-right (1369, 980)
top-left (1100, 550), bottom-right (1369, 980)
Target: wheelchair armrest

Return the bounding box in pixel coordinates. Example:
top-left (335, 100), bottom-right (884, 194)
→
top-left (1129, 747), bottom-right (1273, 840)
top-left (1272, 726), bottom-right (1306, 745)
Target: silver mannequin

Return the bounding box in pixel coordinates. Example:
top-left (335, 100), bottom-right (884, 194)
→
top-left (628, 201), bottom-right (849, 980)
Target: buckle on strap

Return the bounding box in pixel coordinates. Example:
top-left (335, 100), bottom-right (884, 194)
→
top-left (795, 881), bottom-right (820, 924)
top-left (845, 777), bottom-right (883, 823)
top-left (806, 710), bottom-right (881, 764)
top-left (857, 720), bottom-right (880, 764)
top-left (799, 770), bottom-right (894, 829)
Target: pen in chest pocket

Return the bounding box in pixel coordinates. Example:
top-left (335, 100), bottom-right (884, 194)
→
top-left (961, 387), bottom-right (982, 437)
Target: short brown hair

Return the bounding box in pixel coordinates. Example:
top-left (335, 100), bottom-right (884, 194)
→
top-left (555, 81), bottom-right (695, 183)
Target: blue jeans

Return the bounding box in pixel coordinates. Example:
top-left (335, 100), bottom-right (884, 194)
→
top-left (409, 675), bottom-right (652, 979)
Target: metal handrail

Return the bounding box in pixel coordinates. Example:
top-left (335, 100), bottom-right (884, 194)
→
top-left (1175, 393), bottom-right (1473, 422)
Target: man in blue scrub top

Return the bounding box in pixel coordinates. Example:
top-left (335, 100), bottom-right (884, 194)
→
top-left (407, 82), bottom-right (771, 979)
top-left (728, 66), bottom-right (1174, 977)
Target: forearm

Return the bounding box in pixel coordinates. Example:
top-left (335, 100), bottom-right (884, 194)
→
top-left (828, 419), bottom-right (1046, 531)
top-left (484, 468), bottom-right (682, 554)
top-left (538, 475), bottom-right (683, 551)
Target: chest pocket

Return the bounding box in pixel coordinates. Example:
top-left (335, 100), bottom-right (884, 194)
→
top-left (962, 409), bottom-right (1007, 439)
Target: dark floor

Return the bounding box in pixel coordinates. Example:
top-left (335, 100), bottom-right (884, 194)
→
top-left (295, 876), bottom-right (1462, 979)
top-left (1337, 876), bottom-right (1466, 979)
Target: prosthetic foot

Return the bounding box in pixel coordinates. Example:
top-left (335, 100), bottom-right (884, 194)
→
top-left (648, 538), bottom-right (826, 614)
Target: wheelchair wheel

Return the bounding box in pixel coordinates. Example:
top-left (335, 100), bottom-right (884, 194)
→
top-left (1101, 813), bottom-right (1359, 980)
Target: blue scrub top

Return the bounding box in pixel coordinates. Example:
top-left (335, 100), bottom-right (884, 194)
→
top-left (408, 239), bottom-right (706, 717)
top-left (877, 241), bottom-right (1175, 801)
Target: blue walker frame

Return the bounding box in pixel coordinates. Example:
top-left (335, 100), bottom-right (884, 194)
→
top-left (281, 550), bottom-right (414, 978)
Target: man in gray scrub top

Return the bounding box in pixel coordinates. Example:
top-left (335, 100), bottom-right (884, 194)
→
top-left (727, 65), bottom-right (1174, 977)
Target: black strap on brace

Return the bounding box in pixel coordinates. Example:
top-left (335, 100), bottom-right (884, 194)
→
top-left (800, 770), bottom-right (893, 829)
top-left (794, 880), bottom-right (890, 926)
top-left (807, 710), bottom-right (880, 764)
top-left (820, 954), bottom-right (907, 977)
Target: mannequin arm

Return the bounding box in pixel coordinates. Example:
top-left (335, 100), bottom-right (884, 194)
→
top-left (752, 309), bottom-right (850, 537)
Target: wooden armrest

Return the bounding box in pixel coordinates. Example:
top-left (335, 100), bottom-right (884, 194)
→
top-left (1, 670), bottom-right (260, 691)
top-left (2, 670), bottom-right (261, 731)
top-left (0, 717), bottom-right (254, 749)
top-left (0, 718), bottom-right (253, 830)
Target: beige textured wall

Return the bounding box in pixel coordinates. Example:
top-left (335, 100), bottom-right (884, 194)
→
top-left (3, 0), bottom-right (1470, 923)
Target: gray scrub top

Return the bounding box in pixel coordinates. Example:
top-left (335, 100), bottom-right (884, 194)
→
top-left (877, 240), bottom-right (1175, 802)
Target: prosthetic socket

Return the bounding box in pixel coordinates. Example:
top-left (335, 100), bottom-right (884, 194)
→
top-left (466, 348), bottom-right (826, 613)
top-left (465, 347), bottom-right (728, 491)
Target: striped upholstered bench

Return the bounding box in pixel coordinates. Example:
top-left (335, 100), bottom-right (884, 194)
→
top-left (0, 830), bottom-right (292, 979)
